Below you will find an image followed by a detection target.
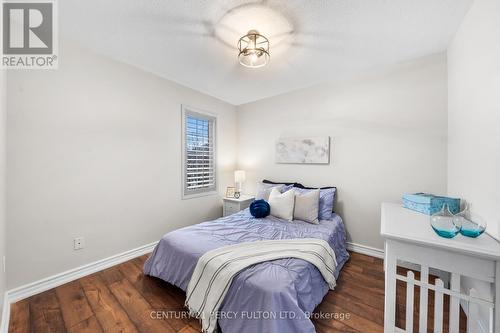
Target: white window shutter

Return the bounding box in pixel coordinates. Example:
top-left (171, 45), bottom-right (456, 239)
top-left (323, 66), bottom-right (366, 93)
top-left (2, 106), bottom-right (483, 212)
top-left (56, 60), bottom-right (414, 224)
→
top-left (182, 106), bottom-right (217, 197)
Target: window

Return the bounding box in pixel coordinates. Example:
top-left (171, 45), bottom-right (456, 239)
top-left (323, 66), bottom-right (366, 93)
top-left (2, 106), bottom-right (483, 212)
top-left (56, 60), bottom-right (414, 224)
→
top-left (182, 106), bottom-right (217, 198)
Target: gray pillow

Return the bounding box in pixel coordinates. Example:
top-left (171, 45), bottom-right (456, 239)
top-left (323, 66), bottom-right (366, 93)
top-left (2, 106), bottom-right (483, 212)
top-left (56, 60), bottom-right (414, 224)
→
top-left (293, 189), bottom-right (320, 224)
top-left (255, 183), bottom-right (294, 201)
top-left (255, 183), bottom-right (284, 201)
top-left (293, 187), bottom-right (336, 220)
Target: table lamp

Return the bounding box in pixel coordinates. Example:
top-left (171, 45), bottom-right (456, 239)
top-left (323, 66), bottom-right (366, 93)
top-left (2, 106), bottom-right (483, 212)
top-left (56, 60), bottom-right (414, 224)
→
top-left (234, 170), bottom-right (246, 194)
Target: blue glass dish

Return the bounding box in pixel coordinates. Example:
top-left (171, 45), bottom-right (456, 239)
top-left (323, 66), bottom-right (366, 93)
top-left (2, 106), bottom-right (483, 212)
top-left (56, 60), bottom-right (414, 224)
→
top-left (460, 226), bottom-right (485, 238)
top-left (430, 204), bottom-right (460, 238)
top-left (453, 205), bottom-right (486, 238)
top-left (431, 226), bottom-right (460, 238)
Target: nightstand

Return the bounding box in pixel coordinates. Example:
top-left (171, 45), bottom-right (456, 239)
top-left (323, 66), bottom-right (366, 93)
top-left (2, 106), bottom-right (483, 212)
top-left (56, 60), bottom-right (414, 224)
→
top-left (222, 195), bottom-right (255, 217)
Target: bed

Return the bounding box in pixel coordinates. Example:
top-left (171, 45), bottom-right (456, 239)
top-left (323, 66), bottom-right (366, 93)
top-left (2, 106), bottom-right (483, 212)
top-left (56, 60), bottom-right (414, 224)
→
top-left (144, 208), bottom-right (349, 333)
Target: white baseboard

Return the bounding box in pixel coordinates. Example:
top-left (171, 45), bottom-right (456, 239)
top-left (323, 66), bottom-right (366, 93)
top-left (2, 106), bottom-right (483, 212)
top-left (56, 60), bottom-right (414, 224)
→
top-left (0, 241), bottom-right (158, 332)
top-left (347, 241), bottom-right (384, 259)
top-left (8, 241), bottom-right (158, 303)
top-left (0, 293), bottom-right (9, 333)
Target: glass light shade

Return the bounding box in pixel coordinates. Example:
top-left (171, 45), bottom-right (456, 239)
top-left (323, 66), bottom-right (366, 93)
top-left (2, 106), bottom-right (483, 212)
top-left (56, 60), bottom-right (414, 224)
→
top-left (453, 204), bottom-right (487, 238)
top-left (234, 170), bottom-right (246, 183)
top-left (238, 30), bottom-right (270, 68)
top-left (430, 204), bottom-right (460, 238)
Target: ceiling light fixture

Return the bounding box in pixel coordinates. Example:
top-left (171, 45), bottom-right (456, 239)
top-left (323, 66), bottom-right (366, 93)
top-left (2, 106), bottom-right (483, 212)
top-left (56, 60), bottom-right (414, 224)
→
top-left (238, 30), bottom-right (270, 68)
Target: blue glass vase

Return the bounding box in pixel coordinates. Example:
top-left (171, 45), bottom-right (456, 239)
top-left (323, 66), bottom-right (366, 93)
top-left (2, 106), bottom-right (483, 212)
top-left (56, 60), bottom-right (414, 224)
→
top-left (430, 204), bottom-right (460, 238)
top-left (453, 204), bottom-right (486, 238)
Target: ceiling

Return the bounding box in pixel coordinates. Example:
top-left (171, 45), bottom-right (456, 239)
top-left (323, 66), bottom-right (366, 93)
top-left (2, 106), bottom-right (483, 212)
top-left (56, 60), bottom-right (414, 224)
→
top-left (61, 0), bottom-right (472, 105)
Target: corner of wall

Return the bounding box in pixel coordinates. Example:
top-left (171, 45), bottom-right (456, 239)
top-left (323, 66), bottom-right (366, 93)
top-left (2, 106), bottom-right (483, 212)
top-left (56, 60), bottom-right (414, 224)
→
top-left (0, 68), bottom-right (7, 328)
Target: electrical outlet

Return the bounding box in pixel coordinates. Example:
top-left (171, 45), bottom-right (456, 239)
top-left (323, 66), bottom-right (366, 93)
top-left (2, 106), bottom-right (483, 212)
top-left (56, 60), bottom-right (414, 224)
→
top-left (74, 237), bottom-right (85, 250)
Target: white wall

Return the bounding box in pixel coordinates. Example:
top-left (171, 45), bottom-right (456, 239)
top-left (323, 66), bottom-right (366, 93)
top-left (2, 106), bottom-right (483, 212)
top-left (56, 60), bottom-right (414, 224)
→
top-left (0, 70), bottom-right (6, 320)
top-left (447, 0), bottom-right (500, 329)
top-left (1, 29), bottom-right (462, 291)
top-left (237, 54), bottom-right (448, 250)
top-left (6, 42), bottom-right (237, 289)
top-left (448, 0), bottom-right (500, 240)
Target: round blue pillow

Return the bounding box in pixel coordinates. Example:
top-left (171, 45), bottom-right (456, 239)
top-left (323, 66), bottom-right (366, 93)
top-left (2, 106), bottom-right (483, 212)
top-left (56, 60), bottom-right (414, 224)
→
top-left (250, 199), bottom-right (270, 218)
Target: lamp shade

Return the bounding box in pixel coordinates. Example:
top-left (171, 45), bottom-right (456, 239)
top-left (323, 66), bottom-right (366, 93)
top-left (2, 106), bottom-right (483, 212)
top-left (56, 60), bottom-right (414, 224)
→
top-left (234, 170), bottom-right (246, 183)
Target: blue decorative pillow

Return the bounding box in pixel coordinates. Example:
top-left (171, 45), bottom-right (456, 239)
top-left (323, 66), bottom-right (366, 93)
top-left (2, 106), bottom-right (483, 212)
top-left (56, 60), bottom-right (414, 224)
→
top-left (293, 187), bottom-right (336, 220)
top-left (250, 199), bottom-right (271, 218)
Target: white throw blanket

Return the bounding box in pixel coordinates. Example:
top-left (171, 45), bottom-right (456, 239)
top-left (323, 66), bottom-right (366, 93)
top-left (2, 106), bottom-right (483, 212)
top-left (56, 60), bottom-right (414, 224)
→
top-left (185, 238), bottom-right (338, 333)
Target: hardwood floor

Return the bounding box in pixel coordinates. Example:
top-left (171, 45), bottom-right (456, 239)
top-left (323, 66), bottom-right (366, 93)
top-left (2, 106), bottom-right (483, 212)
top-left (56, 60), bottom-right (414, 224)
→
top-left (8, 252), bottom-right (466, 333)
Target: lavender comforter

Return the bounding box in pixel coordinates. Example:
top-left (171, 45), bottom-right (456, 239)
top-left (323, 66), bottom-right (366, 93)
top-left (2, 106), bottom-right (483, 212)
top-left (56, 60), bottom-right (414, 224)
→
top-left (144, 209), bottom-right (349, 333)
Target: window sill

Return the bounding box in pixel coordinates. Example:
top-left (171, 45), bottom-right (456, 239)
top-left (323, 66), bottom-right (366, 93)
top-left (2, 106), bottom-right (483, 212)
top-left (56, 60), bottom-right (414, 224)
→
top-left (182, 190), bottom-right (219, 200)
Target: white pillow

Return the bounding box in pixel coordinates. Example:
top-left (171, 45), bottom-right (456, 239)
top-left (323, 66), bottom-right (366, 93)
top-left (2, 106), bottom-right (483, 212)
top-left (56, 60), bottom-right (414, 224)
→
top-left (294, 189), bottom-right (320, 224)
top-left (255, 183), bottom-right (284, 201)
top-left (268, 187), bottom-right (295, 221)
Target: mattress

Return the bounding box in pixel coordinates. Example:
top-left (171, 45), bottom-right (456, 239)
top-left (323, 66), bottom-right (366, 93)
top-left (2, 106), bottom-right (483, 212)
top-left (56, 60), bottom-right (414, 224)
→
top-left (144, 208), bottom-right (349, 333)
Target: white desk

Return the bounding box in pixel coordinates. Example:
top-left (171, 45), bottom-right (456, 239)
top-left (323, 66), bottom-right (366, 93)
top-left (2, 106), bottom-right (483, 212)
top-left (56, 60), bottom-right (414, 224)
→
top-left (381, 202), bottom-right (500, 333)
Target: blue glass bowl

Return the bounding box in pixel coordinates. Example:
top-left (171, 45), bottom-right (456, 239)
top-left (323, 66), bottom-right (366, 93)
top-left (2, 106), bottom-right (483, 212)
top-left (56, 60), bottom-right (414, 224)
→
top-left (454, 214), bottom-right (486, 238)
top-left (430, 204), bottom-right (460, 238)
top-left (431, 223), bottom-right (460, 238)
top-left (460, 222), bottom-right (485, 238)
